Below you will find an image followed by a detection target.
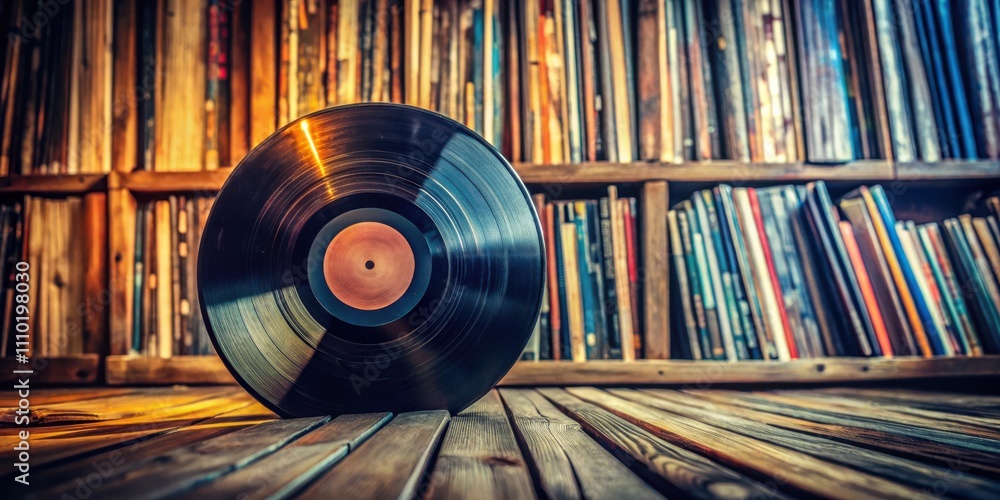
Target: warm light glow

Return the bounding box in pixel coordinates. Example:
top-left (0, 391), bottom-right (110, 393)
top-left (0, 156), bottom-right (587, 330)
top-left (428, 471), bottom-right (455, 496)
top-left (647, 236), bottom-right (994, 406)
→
top-left (300, 120), bottom-right (333, 196)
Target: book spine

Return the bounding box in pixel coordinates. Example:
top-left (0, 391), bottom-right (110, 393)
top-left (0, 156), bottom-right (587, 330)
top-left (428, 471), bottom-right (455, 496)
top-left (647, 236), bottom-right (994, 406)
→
top-left (586, 201), bottom-right (608, 359)
top-left (870, 185), bottom-right (940, 355)
top-left (561, 221), bottom-right (586, 361)
top-left (599, 197), bottom-right (621, 358)
top-left (733, 188), bottom-right (781, 360)
top-left (624, 198), bottom-right (641, 359)
top-left (669, 209), bottom-right (701, 359)
top-left (689, 197), bottom-right (724, 359)
top-left (700, 190), bottom-right (740, 360)
top-left (840, 220), bottom-right (893, 357)
top-left (574, 201), bottom-right (598, 359)
top-left (719, 185), bottom-right (764, 359)
top-left (553, 202), bottom-right (571, 359)
top-left (918, 224), bottom-right (976, 355)
top-left (899, 221), bottom-right (954, 355)
top-left (609, 186), bottom-right (635, 359)
top-left (678, 205), bottom-right (711, 358)
top-left (924, 223), bottom-right (982, 355)
top-left (749, 188), bottom-right (796, 359)
top-left (543, 202), bottom-right (561, 360)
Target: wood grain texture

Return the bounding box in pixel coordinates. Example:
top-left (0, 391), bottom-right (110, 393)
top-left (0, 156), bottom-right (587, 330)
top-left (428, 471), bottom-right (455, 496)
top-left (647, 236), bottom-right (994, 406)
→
top-left (0, 174), bottom-right (108, 194)
top-left (566, 387), bottom-right (932, 499)
top-left (82, 192), bottom-right (108, 354)
top-left (0, 354), bottom-right (100, 385)
top-left (745, 392), bottom-right (1000, 448)
top-left (107, 189), bottom-right (136, 356)
top-left (100, 356), bottom-right (1000, 387)
top-left (776, 389), bottom-right (1000, 430)
top-left (641, 181), bottom-right (669, 359)
top-left (537, 388), bottom-right (786, 499)
top-left (634, 389), bottom-right (1000, 498)
top-left (105, 355), bottom-right (236, 385)
top-left (500, 356), bottom-right (1000, 386)
top-left (0, 389), bottom-right (250, 468)
top-left (186, 413), bottom-right (392, 499)
top-left (702, 391), bottom-right (1000, 455)
top-left (24, 402), bottom-right (273, 499)
top-left (499, 388), bottom-right (662, 499)
top-left (299, 411), bottom-right (450, 499)
top-left (426, 391), bottom-right (536, 499)
top-left (250, 0), bottom-right (277, 147)
top-left (79, 416), bottom-right (327, 499)
top-left (110, 0), bottom-right (138, 174)
top-left (687, 390), bottom-right (1000, 478)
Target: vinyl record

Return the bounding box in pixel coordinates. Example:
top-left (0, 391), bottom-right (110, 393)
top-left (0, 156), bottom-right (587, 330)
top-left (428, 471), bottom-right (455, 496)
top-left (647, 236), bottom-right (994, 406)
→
top-left (199, 104), bottom-right (545, 418)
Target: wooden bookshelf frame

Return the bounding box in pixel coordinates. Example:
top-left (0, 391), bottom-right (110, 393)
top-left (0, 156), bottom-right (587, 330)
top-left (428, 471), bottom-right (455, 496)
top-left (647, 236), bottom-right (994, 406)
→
top-left (3, 159), bottom-right (999, 385)
top-left (103, 353), bottom-right (1000, 386)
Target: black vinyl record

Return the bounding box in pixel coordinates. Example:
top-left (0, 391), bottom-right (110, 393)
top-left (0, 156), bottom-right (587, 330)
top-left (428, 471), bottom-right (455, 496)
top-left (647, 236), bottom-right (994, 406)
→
top-left (198, 104), bottom-right (545, 418)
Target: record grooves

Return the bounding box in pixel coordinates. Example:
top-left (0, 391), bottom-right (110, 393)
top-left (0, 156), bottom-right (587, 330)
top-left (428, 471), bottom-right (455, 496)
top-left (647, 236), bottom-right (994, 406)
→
top-left (198, 104), bottom-right (545, 417)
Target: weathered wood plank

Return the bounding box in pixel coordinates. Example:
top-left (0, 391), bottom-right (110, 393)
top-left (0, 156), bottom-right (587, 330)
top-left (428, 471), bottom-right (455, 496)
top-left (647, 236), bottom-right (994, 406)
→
top-left (425, 391), bottom-right (536, 499)
top-left (0, 387), bottom-right (138, 407)
top-left (185, 413), bottom-right (392, 499)
top-left (1, 388), bottom-right (233, 426)
top-left (634, 389), bottom-right (1000, 498)
top-left (499, 356), bottom-right (1000, 386)
top-left (0, 354), bottom-right (101, 385)
top-left (75, 416), bottom-right (327, 499)
top-left (777, 389), bottom-right (1000, 427)
top-left (815, 387), bottom-right (1000, 411)
top-left (687, 390), bottom-right (1000, 479)
top-left (22, 403), bottom-right (275, 499)
top-left (499, 388), bottom-right (662, 499)
top-left (6, 387), bottom-right (239, 439)
top-left (566, 387), bottom-right (932, 499)
top-left (298, 411), bottom-right (450, 499)
top-left (2, 390), bottom-right (254, 469)
top-left (740, 392), bottom-right (1000, 453)
top-left (537, 388), bottom-right (787, 499)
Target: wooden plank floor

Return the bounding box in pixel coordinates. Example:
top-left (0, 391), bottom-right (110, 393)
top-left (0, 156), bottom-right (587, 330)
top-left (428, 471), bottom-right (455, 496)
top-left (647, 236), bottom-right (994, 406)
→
top-left (3, 386), bottom-right (1000, 499)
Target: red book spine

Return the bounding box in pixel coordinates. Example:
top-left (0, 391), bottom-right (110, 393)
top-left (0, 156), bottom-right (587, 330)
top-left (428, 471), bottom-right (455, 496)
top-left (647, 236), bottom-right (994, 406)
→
top-left (840, 221), bottom-right (893, 357)
top-left (544, 203), bottom-right (561, 360)
top-left (748, 188), bottom-right (798, 359)
top-left (623, 198), bottom-right (641, 358)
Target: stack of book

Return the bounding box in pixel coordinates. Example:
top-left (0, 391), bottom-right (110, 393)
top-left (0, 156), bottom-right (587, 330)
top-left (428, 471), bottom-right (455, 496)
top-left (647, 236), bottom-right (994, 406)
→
top-left (525, 187), bottom-right (642, 361)
top-left (0, 197), bottom-right (102, 357)
top-left (130, 195), bottom-right (215, 357)
top-left (1, 0), bottom-right (114, 175)
top-left (669, 181), bottom-right (1000, 361)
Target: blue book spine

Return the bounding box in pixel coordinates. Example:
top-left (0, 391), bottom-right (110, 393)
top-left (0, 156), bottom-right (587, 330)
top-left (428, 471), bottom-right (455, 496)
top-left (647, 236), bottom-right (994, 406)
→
top-left (871, 185), bottom-right (943, 347)
top-left (575, 205), bottom-right (599, 359)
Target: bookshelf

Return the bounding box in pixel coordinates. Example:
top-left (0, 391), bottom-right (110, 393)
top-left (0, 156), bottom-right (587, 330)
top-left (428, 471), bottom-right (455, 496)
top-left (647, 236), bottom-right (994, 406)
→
top-left (5, 0), bottom-right (1000, 386)
top-left (0, 161), bottom-right (995, 385)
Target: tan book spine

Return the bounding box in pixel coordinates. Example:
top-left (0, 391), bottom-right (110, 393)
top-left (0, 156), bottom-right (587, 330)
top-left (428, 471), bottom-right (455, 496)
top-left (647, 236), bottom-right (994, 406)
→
top-left (861, 187), bottom-right (931, 357)
top-left (155, 200), bottom-right (173, 358)
top-left (158, 0), bottom-right (206, 171)
top-left (608, 186), bottom-right (635, 360)
top-left (959, 215), bottom-right (1000, 315)
top-left (524, 0), bottom-right (543, 162)
top-left (605, 0), bottom-right (633, 161)
top-left (560, 222), bottom-right (586, 362)
top-left (733, 188), bottom-right (786, 360)
top-left (897, 223), bottom-right (953, 355)
top-left (251, 0), bottom-right (278, 146)
top-left (973, 217), bottom-right (1000, 287)
top-left (339, 0), bottom-right (359, 104)
top-left (418, 0), bottom-right (434, 108)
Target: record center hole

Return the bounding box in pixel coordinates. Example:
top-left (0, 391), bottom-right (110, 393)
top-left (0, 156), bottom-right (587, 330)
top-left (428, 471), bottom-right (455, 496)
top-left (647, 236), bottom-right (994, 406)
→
top-left (365, 260), bottom-right (375, 270)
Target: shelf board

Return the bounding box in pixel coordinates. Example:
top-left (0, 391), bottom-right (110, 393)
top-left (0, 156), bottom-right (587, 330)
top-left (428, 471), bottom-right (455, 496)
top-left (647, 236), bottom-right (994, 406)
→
top-left (895, 160), bottom-right (1000, 180)
top-left (500, 356), bottom-right (1000, 385)
top-left (0, 174), bottom-right (107, 194)
top-left (104, 354), bottom-right (1000, 386)
top-left (641, 159), bottom-right (894, 182)
top-left (0, 354), bottom-right (101, 384)
top-left (1, 160), bottom-right (996, 194)
top-left (116, 167), bottom-right (236, 193)
top-left (105, 355), bottom-right (236, 385)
